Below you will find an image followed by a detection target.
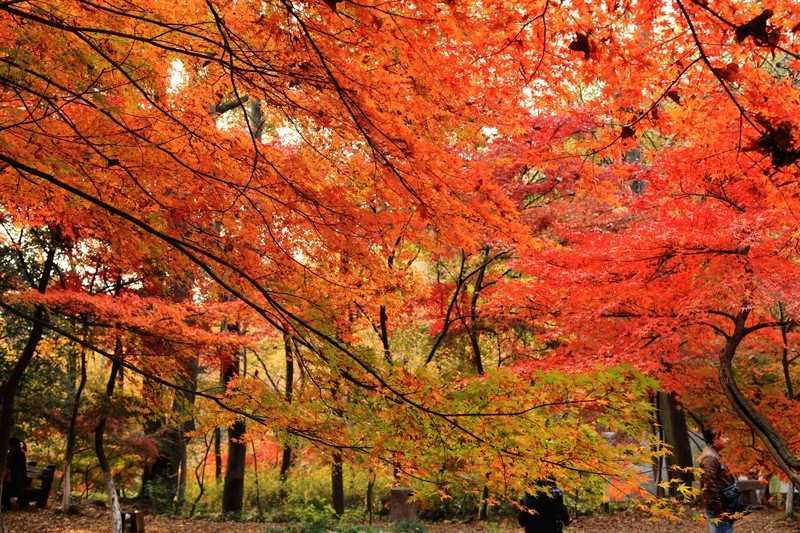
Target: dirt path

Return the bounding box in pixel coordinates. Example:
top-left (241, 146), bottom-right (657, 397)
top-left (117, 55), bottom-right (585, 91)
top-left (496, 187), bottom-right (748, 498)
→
top-left (2, 507), bottom-right (798, 532)
top-left (570, 508), bottom-right (799, 533)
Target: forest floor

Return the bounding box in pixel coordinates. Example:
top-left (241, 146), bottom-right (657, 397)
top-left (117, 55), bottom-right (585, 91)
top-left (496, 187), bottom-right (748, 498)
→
top-left (1, 506), bottom-right (798, 532)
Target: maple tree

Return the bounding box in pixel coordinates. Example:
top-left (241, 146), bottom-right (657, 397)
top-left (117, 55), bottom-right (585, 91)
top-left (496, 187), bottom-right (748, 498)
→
top-left (2, 0), bottom-right (800, 528)
top-left (489, 0), bottom-right (800, 486)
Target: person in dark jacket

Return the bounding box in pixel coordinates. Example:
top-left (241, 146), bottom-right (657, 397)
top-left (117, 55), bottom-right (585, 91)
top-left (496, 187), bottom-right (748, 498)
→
top-left (518, 479), bottom-right (571, 533)
top-left (2, 438), bottom-right (27, 510)
top-left (699, 430), bottom-right (736, 533)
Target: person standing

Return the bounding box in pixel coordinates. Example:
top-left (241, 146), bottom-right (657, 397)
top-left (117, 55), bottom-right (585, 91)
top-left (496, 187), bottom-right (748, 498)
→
top-left (699, 430), bottom-right (737, 533)
top-left (2, 438), bottom-right (27, 510)
top-left (518, 478), bottom-right (571, 533)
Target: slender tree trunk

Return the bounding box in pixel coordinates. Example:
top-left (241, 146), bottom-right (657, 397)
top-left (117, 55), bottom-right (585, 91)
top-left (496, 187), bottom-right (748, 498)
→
top-left (786, 482), bottom-right (795, 516)
top-left (469, 256), bottom-right (488, 516)
top-left (779, 305), bottom-right (795, 400)
top-left (478, 484), bottom-right (489, 520)
top-left (250, 437), bottom-right (263, 519)
top-left (651, 393), bottom-right (665, 497)
top-left (95, 340), bottom-right (123, 533)
top-left (468, 256), bottom-right (487, 376)
top-left (189, 433), bottom-right (212, 517)
top-left (0, 248), bottom-right (55, 512)
top-left (332, 452), bottom-right (344, 516)
top-left (214, 428), bottom-right (222, 483)
top-left (222, 344), bottom-right (245, 515)
top-left (279, 446), bottom-right (292, 483)
top-left (176, 435), bottom-right (187, 511)
top-left (176, 357), bottom-right (199, 512)
top-left (280, 333), bottom-right (294, 482)
top-left (366, 469), bottom-right (375, 524)
top-left (379, 238), bottom-right (400, 364)
top-left (62, 346), bottom-right (87, 511)
top-left (379, 305), bottom-right (391, 364)
top-left (214, 358), bottom-right (223, 484)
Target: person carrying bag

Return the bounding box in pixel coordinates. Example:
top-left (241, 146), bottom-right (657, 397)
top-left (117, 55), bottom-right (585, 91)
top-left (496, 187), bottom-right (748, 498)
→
top-left (699, 430), bottom-right (740, 533)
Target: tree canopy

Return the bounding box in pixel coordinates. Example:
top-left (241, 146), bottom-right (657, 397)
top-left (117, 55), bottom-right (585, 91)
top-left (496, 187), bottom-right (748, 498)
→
top-left (2, 0), bottom-right (800, 527)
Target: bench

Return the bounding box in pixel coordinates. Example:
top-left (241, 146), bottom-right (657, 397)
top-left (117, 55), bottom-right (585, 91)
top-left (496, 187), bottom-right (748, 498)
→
top-left (736, 479), bottom-right (766, 508)
top-left (121, 509), bottom-right (146, 532)
top-left (23, 463), bottom-right (56, 508)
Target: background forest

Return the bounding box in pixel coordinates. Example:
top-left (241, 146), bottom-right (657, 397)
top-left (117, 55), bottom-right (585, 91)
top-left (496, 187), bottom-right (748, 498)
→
top-left (2, 0), bottom-right (800, 531)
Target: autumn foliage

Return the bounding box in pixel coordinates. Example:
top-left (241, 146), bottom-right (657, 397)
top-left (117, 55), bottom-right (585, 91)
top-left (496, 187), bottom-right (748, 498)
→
top-left (1, 0), bottom-right (800, 525)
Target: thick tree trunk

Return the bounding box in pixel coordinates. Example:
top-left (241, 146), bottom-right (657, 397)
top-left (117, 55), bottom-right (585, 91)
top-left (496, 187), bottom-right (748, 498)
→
top-left (222, 346), bottom-right (245, 515)
top-left (651, 393), bottom-right (666, 497)
top-left (332, 452), bottom-right (344, 516)
top-left (138, 410), bottom-right (181, 509)
top-left (657, 391), bottom-right (694, 495)
top-left (0, 248), bottom-right (54, 511)
top-left (719, 310), bottom-right (800, 486)
top-left (222, 419), bottom-right (246, 514)
top-left (138, 354), bottom-right (197, 510)
top-left (95, 341), bottom-right (122, 533)
top-left (62, 346), bottom-right (87, 511)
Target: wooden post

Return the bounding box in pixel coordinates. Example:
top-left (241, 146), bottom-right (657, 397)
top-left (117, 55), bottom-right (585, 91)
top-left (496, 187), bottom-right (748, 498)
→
top-left (388, 487), bottom-right (417, 522)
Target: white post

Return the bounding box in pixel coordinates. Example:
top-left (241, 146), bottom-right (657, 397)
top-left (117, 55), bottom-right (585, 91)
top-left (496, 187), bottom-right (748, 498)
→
top-left (106, 474), bottom-right (122, 533)
top-left (61, 463), bottom-right (71, 511)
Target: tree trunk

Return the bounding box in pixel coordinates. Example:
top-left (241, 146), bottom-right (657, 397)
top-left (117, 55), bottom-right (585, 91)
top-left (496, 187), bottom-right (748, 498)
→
top-left (0, 248), bottom-right (55, 512)
top-left (478, 484), bottom-right (489, 520)
top-left (176, 357), bottom-right (199, 512)
top-left (379, 305), bottom-right (391, 364)
top-left (214, 428), bottom-right (222, 483)
top-left (62, 346), bottom-right (87, 511)
top-left (779, 305), bottom-right (795, 400)
top-left (222, 346), bottom-right (245, 515)
top-left (719, 310), bottom-right (800, 486)
top-left (95, 340), bottom-right (122, 533)
top-left (379, 240), bottom-right (399, 364)
top-left (250, 437), bottom-right (263, 518)
top-left (651, 393), bottom-right (666, 497)
top-left (138, 408), bottom-right (181, 510)
top-left (189, 432), bottom-right (213, 516)
top-left (222, 419), bottom-right (246, 515)
top-left (177, 434), bottom-right (188, 511)
top-left (657, 391), bottom-right (694, 495)
top-left (468, 257), bottom-right (488, 517)
top-left (332, 452), bottom-right (344, 516)
top-left (366, 469), bottom-right (375, 524)
top-left (214, 358), bottom-right (224, 484)
top-left (280, 333), bottom-right (294, 482)
top-left (468, 255), bottom-right (487, 376)
top-left (786, 482), bottom-right (795, 517)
